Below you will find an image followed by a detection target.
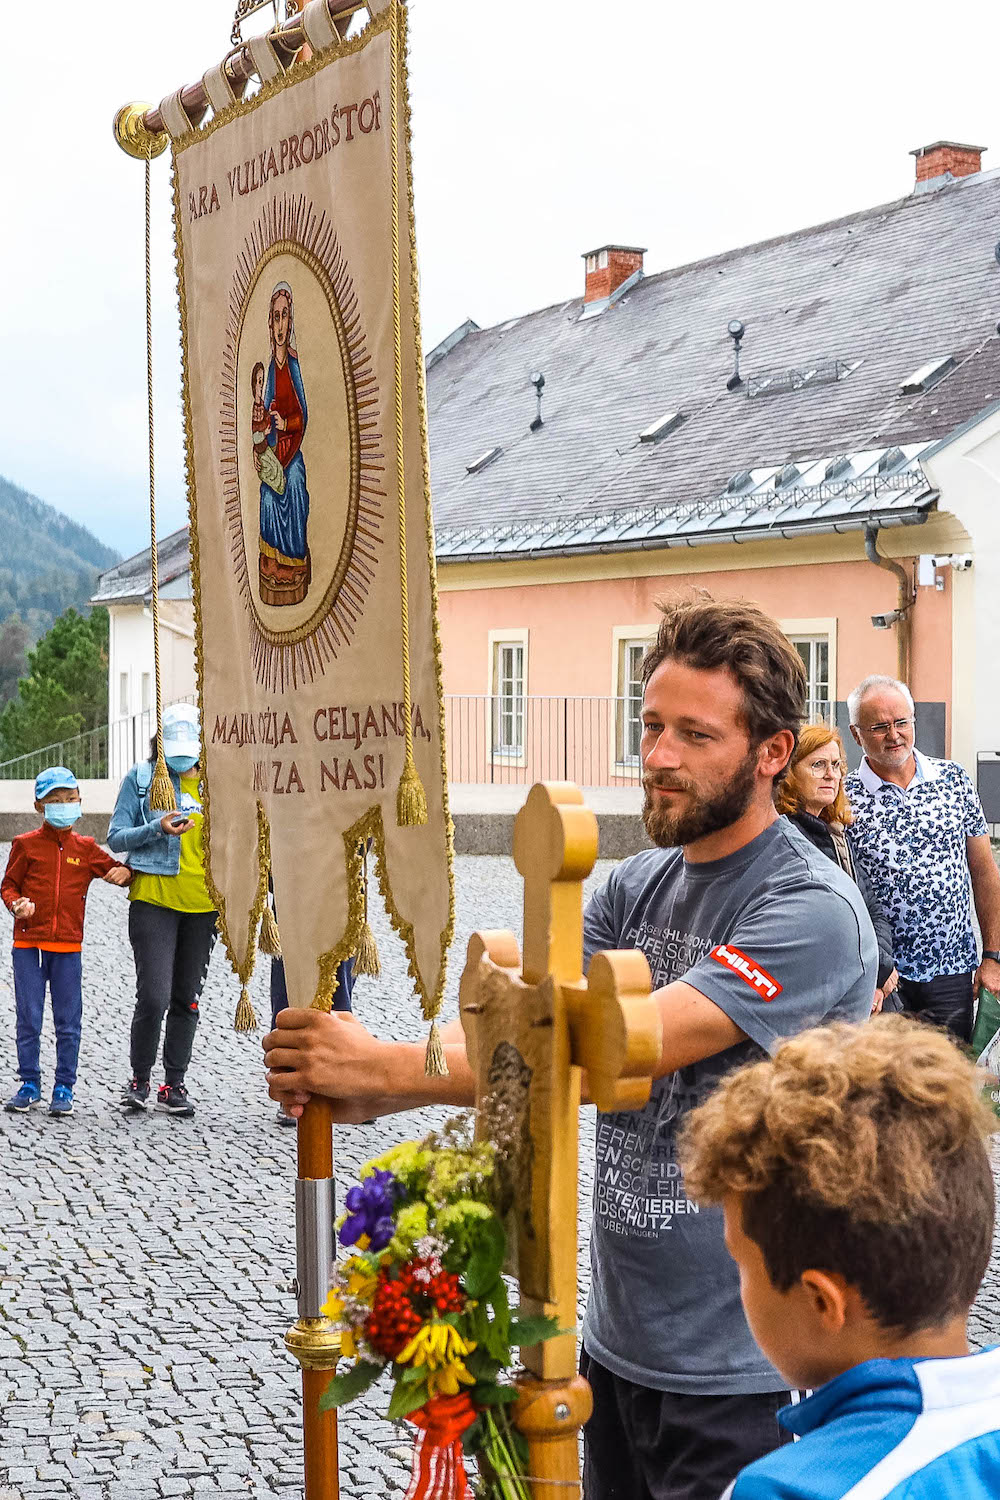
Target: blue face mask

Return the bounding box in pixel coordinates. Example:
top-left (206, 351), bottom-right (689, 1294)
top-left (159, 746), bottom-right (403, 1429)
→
top-left (44, 803), bottom-right (82, 829)
top-left (166, 754), bottom-right (199, 774)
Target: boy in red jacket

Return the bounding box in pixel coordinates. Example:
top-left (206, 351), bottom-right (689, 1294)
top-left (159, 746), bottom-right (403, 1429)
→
top-left (2, 766), bottom-right (131, 1116)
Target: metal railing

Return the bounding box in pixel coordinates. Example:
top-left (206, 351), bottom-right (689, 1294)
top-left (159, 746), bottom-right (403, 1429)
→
top-left (445, 696), bottom-right (642, 787)
top-left (0, 698), bottom-right (197, 782)
top-left (2, 692), bottom-right (839, 788)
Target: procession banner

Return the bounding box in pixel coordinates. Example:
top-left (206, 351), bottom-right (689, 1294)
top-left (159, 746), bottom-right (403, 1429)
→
top-left (169, 0), bottom-right (454, 1027)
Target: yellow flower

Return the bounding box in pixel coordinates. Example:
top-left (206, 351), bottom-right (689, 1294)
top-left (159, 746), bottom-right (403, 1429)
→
top-left (321, 1291), bottom-right (345, 1322)
top-left (344, 1259), bottom-right (378, 1303)
top-left (341, 1330), bottom-right (357, 1360)
top-left (426, 1360), bottom-right (475, 1397)
top-left (397, 1322), bottom-right (476, 1371)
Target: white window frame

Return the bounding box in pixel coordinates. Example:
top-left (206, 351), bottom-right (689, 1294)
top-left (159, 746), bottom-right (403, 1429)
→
top-left (781, 617), bottom-right (838, 727)
top-left (487, 628), bottom-right (529, 766)
top-left (118, 671), bottom-right (129, 718)
top-left (611, 625), bottom-right (657, 772)
top-left (141, 672), bottom-right (152, 713)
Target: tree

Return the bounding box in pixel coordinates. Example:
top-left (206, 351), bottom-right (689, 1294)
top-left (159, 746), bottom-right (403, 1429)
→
top-left (0, 615), bottom-right (29, 708)
top-left (0, 608), bottom-right (109, 762)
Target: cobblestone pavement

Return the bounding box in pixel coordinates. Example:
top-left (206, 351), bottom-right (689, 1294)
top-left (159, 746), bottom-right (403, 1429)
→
top-left (1, 850), bottom-right (999, 1500)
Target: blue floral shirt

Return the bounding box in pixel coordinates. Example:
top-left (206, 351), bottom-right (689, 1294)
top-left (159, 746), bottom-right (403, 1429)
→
top-left (846, 749), bottom-right (988, 982)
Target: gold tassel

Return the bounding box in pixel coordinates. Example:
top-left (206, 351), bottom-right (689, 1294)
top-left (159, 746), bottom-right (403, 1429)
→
top-left (396, 756), bottom-right (428, 827)
top-left (260, 905), bottom-right (282, 957)
top-left (149, 753), bottom-right (177, 812)
top-left (424, 1018), bottom-right (448, 1077)
top-left (234, 987), bottom-right (258, 1033)
top-left (355, 921), bottom-right (381, 977)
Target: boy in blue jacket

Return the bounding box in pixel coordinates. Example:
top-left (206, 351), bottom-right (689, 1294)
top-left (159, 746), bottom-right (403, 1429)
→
top-left (679, 1015), bottom-right (999, 1500)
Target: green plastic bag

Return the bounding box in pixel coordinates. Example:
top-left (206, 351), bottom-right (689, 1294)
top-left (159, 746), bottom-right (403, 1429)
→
top-left (971, 984), bottom-right (1000, 1119)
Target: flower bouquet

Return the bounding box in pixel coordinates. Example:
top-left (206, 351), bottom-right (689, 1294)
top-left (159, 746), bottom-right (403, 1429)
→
top-left (319, 1117), bottom-right (559, 1499)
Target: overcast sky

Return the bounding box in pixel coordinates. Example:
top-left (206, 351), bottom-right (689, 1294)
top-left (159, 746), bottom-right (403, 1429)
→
top-left (3, 0), bottom-right (998, 557)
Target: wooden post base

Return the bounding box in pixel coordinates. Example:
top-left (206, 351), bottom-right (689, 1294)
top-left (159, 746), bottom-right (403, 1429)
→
top-left (514, 1373), bottom-right (593, 1500)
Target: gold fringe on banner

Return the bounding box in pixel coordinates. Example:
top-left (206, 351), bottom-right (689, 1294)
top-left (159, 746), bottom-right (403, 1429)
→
top-left (260, 904), bottom-right (282, 957)
top-left (354, 849), bottom-right (381, 977)
top-left (424, 1018), bottom-right (447, 1077)
top-left (234, 986), bottom-right (258, 1032)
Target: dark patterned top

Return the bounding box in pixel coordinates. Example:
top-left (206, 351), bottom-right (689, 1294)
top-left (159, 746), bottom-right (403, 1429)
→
top-left (846, 750), bottom-right (988, 982)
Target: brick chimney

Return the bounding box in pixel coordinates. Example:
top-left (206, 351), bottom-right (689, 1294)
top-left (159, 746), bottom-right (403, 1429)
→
top-left (582, 244), bottom-right (646, 304)
top-left (910, 140), bottom-right (985, 193)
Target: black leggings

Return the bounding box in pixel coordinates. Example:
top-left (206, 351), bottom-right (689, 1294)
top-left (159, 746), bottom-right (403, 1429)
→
top-left (128, 901), bottom-right (218, 1085)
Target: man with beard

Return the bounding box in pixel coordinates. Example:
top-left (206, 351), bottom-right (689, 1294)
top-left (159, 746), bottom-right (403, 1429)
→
top-left (263, 595), bottom-right (878, 1500)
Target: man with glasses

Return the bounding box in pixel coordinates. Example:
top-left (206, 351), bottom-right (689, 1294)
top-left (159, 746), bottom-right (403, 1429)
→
top-left (845, 673), bottom-right (1000, 1041)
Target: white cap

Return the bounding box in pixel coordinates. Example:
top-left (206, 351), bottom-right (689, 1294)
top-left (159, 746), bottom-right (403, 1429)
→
top-left (162, 704), bottom-right (201, 758)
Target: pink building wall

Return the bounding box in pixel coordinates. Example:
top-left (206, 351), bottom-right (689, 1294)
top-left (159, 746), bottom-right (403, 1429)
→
top-left (437, 554), bottom-right (952, 731)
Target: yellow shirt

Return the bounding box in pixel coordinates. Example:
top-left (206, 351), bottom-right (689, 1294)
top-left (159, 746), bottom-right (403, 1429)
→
top-left (129, 774), bottom-right (215, 914)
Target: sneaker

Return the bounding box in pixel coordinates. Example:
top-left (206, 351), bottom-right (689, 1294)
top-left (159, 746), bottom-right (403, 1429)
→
top-left (4, 1082), bottom-right (41, 1113)
top-left (120, 1078), bottom-right (150, 1112)
top-left (275, 1104), bottom-right (297, 1128)
top-left (156, 1083), bottom-right (195, 1117)
top-left (49, 1085), bottom-right (74, 1117)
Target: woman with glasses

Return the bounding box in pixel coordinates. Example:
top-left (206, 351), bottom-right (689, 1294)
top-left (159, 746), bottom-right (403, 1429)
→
top-left (775, 725), bottom-right (898, 1011)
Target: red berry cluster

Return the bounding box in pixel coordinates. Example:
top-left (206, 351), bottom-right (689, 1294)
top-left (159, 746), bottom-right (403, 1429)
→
top-left (398, 1259), bottom-right (465, 1316)
top-left (365, 1275), bottom-right (423, 1359)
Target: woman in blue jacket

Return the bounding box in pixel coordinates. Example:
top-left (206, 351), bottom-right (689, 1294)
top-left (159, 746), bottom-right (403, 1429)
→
top-left (108, 705), bottom-right (216, 1118)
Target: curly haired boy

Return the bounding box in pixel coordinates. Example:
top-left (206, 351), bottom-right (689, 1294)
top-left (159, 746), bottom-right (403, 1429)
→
top-left (679, 1016), bottom-right (999, 1499)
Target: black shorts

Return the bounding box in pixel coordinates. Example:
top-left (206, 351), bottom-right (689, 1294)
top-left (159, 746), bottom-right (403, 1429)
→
top-left (580, 1347), bottom-right (798, 1500)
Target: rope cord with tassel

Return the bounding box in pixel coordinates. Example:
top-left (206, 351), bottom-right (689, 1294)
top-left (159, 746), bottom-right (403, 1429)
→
top-left (144, 146), bottom-right (176, 813)
top-left (389, 0), bottom-right (426, 829)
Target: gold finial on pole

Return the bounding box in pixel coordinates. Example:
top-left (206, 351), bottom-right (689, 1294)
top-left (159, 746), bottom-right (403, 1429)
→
top-left (113, 103), bottom-right (169, 161)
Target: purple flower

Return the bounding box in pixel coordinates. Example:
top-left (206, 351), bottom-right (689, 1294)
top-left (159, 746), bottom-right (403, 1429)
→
top-left (339, 1170), bottom-right (399, 1248)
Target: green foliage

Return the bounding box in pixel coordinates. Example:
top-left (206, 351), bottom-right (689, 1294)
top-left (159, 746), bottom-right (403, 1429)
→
top-left (0, 474), bottom-right (118, 640)
top-left (386, 1376), bottom-right (430, 1421)
top-left (507, 1312), bottom-right (562, 1347)
top-left (463, 1216), bottom-right (506, 1298)
top-left (317, 1360), bottom-right (381, 1411)
top-left (0, 608), bottom-right (109, 762)
top-left (0, 616), bottom-right (29, 709)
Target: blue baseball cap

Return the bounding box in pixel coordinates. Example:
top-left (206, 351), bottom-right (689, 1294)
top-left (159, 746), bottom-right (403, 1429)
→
top-left (34, 766), bottom-right (79, 801)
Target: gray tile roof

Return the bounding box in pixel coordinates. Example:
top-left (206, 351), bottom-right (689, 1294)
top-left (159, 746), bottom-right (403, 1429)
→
top-left (90, 526), bottom-right (190, 603)
top-left (427, 167), bottom-right (1000, 553)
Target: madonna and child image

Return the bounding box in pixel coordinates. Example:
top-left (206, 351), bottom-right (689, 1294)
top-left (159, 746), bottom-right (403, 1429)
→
top-left (251, 281), bottom-right (311, 607)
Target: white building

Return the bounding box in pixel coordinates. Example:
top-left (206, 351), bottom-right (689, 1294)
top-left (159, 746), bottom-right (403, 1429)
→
top-left (90, 528), bottom-right (197, 777)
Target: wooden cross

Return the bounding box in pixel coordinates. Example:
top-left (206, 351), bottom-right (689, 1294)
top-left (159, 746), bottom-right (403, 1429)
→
top-left (459, 782), bottom-right (661, 1498)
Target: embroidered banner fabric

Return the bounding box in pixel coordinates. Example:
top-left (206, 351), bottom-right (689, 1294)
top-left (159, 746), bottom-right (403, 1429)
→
top-left (170, 3), bottom-right (453, 1015)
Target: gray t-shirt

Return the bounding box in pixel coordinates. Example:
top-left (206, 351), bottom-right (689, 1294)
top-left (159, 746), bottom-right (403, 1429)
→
top-left (582, 817), bottom-right (878, 1395)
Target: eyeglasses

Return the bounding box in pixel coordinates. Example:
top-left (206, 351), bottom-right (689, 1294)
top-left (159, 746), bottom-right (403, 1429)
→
top-left (860, 717), bottom-right (914, 738)
top-left (806, 759), bottom-right (844, 775)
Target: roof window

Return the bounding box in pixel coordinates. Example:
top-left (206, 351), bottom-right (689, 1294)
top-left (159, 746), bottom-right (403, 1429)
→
top-left (726, 469), bottom-right (754, 493)
top-left (639, 410), bottom-right (685, 443)
top-left (466, 446), bottom-right (502, 475)
top-left (900, 356), bottom-right (955, 394)
top-left (877, 447), bottom-right (906, 473)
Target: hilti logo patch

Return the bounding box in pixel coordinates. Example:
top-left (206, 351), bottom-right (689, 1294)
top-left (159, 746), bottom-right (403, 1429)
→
top-left (710, 944), bottom-right (782, 1000)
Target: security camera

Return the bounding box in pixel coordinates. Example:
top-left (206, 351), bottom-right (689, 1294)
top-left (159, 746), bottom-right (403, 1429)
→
top-left (871, 610), bottom-right (904, 629)
top-left (950, 553), bottom-right (972, 571)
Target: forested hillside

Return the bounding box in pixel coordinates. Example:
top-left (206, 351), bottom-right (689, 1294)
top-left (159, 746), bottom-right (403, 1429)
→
top-left (0, 474), bottom-right (119, 638)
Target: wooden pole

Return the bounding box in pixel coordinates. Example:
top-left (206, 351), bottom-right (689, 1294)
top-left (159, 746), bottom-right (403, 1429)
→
top-left (285, 1095), bottom-right (342, 1500)
top-left (138, 0), bottom-right (364, 134)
